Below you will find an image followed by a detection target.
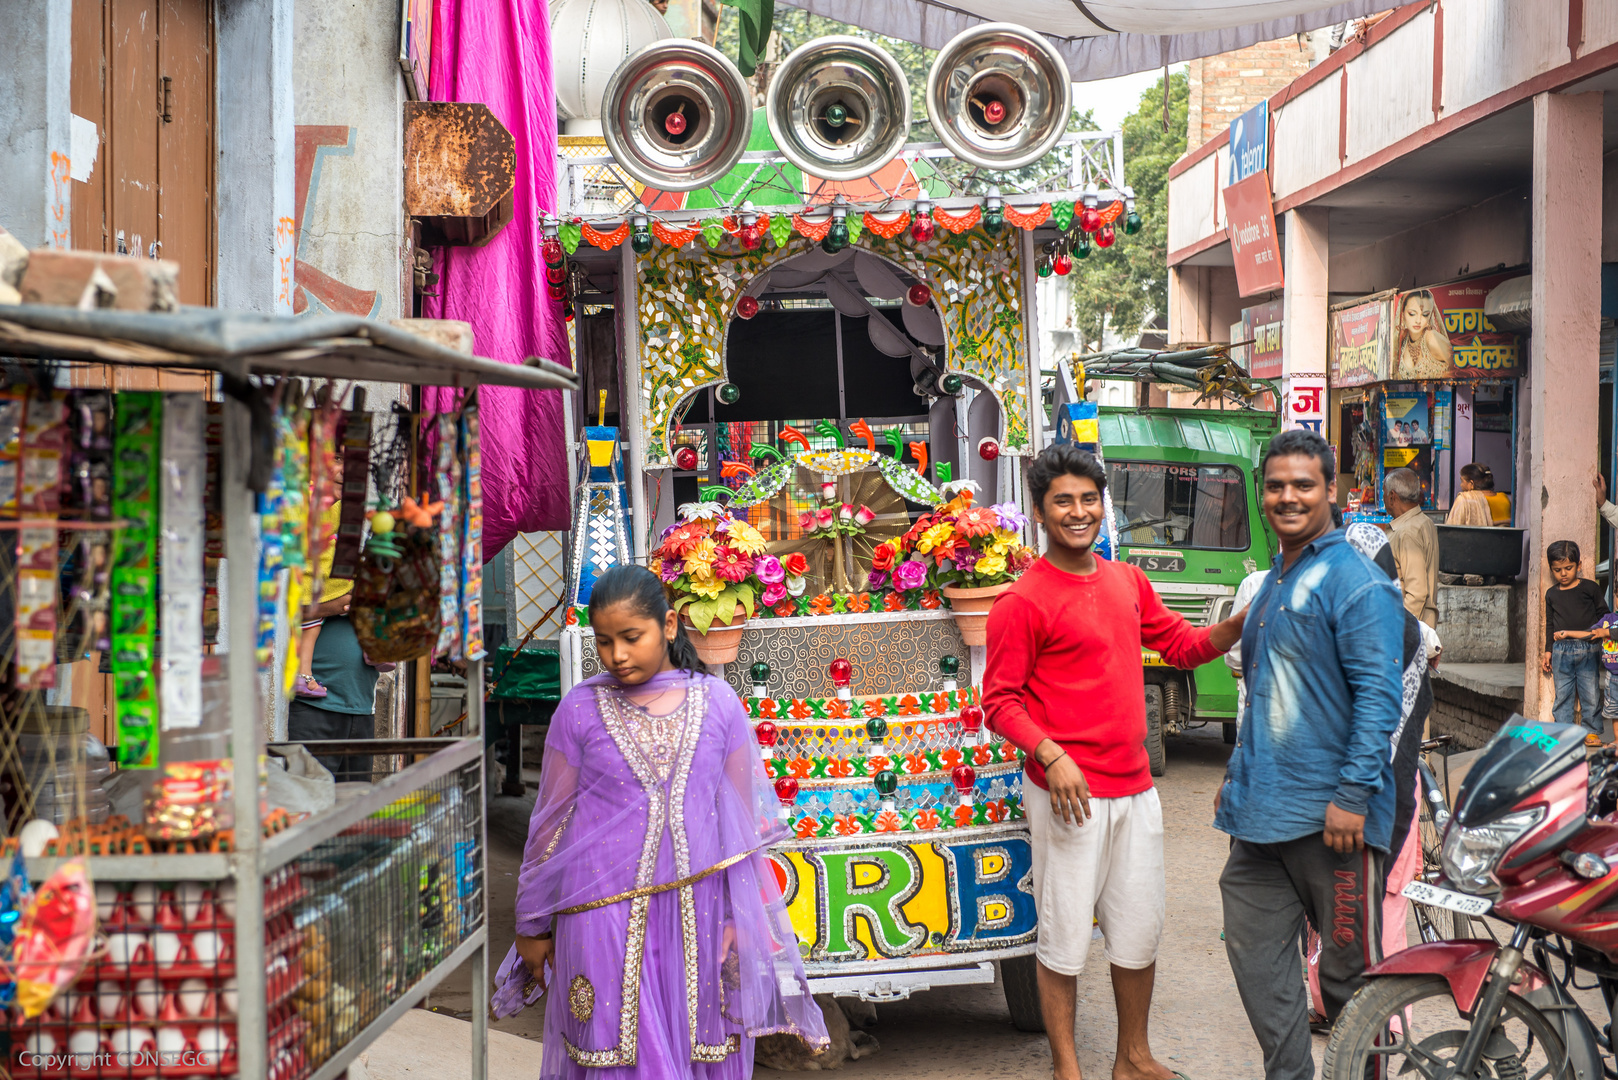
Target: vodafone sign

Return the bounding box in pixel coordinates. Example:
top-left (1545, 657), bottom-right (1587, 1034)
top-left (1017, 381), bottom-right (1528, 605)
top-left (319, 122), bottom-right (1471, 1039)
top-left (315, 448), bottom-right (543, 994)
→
top-left (1223, 171), bottom-right (1284, 297)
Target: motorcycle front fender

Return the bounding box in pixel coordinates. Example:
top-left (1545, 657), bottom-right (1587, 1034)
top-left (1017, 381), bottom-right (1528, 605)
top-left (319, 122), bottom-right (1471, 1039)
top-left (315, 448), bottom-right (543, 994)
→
top-left (1365, 941), bottom-right (1549, 1016)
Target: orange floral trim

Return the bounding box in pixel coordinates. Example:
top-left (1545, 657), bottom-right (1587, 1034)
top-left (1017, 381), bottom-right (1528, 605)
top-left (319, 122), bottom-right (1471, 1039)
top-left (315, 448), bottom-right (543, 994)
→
top-left (862, 211), bottom-right (911, 238)
top-left (651, 220), bottom-right (702, 247)
top-left (932, 206), bottom-right (982, 234)
top-left (1004, 203), bottom-right (1051, 230)
top-left (582, 222), bottom-right (630, 250)
top-left (1097, 199), bottom-right (1125, 226)
top-left (793, 214), bottom-right (833, 241)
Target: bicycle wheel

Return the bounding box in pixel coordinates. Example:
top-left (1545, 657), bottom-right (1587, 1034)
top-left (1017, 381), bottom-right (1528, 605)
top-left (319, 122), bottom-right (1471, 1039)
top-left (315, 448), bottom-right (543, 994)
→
top-left (1412, 789), bottom-right (1470, 941)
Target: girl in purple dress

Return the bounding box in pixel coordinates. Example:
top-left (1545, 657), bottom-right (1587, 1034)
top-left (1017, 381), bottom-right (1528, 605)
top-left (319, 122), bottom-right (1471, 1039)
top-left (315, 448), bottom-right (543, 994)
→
top-left (492, 565), bottom-right (828, 1077)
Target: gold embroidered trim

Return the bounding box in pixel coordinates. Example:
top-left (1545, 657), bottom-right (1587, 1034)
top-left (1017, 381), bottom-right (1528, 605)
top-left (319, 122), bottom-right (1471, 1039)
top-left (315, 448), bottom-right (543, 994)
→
top-left (539, 804), bottom-right (575, 862)
top-left (569, 975), bottom-right (595, 1022)
top-left (554, 845), bottom-right (765, 914)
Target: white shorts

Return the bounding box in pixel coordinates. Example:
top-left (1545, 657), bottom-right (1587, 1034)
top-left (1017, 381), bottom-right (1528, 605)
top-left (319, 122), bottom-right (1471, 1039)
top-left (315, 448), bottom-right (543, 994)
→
top-left (1025, 784), bottom-right (1166, 977)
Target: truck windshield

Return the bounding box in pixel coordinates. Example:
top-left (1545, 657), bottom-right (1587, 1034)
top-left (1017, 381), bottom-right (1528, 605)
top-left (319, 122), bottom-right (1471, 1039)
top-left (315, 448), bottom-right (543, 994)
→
top-left (1107, 461), bottom-right (1250, 551)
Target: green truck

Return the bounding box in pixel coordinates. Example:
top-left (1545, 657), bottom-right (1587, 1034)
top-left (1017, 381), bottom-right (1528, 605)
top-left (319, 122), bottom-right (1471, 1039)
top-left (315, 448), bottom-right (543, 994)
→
top-left (1096, 406), bottom-right (1279, 773)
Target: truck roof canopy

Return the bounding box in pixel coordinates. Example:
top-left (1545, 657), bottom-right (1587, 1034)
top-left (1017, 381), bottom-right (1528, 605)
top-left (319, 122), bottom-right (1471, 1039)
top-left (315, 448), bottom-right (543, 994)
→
top-left (1098, 408), bottom-right (1276, 466)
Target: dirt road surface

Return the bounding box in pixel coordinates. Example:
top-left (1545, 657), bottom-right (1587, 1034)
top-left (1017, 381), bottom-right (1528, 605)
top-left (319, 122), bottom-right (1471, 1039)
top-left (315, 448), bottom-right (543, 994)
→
top-left (429, 726), bottom-right (1330, 1078)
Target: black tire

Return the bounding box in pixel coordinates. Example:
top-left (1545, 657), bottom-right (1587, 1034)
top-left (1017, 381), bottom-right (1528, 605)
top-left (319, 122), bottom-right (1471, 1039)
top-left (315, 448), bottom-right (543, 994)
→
top-left (1000, 955), bottom-right (1046, 1032)
top-left (1412, 797), bottom-right (1472, 942)
top-left (1322, 974), bottom-right (1569, 1080)
top-left (1223, 721), bottom-right (1237, 744)
top-left (1144, 684), bottom-right (1166, 777)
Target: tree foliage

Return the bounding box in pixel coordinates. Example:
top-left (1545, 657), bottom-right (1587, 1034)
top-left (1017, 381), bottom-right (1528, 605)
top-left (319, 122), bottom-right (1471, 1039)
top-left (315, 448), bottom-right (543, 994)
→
top-left (1067, 70), bottom-right (1189, 351)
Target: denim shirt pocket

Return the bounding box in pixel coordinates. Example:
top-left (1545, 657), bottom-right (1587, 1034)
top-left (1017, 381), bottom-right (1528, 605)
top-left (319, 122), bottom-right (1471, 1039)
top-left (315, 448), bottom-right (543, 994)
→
top-left (1268, 608), bottom-right (1318, 661)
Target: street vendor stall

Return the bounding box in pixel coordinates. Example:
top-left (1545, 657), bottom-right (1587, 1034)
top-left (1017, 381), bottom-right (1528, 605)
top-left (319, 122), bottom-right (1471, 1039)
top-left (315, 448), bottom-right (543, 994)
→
top-left (0, 304), bottom-right (576, 1080)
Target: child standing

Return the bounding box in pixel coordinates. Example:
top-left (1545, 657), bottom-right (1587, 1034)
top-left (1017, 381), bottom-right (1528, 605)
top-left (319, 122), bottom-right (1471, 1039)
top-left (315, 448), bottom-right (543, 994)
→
top-left (1543, 540), bottom-right (1611, 745)
top-left (492, 565), bottom-right (826, 1078)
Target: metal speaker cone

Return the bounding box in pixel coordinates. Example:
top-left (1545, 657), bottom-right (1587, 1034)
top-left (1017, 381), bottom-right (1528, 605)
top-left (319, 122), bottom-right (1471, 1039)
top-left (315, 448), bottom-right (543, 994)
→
top-left (766, 36), bottom-right (912, 182)
top-left (925, 23), bottom-right (1072, 171)
top-left (600, 39), bottom-right (753, 192)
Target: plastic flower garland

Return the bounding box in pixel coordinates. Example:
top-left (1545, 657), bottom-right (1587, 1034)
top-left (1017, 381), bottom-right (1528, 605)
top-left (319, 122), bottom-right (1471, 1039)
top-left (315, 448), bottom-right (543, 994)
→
top-left (870, 489), bottom-right (1035, 592)
top-left (656, 503), bottom-right (773, 632)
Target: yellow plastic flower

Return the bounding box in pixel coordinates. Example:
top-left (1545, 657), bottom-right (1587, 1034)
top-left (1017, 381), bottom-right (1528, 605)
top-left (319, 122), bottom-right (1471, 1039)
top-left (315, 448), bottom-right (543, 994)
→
top-left (989, 531), bottom-right (1018, 556)
top-left (683, 538), bottom-right (717, 576)
top-left (916, 522), bottom-right (955, 554)
top-left (974, 552), bottom-right (1007, 577)
top-left (686, 571), bottom-right (725, 599)
top-left (722, 519), bottom-right (768, 555)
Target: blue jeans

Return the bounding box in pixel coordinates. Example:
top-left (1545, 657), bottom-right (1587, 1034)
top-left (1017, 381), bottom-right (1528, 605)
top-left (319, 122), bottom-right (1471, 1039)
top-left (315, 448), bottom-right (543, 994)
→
top-left (1552, 640), bottom-right (1603, 733)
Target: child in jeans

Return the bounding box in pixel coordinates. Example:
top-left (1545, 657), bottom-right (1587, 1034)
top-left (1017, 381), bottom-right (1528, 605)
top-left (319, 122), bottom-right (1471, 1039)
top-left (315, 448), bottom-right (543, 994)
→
top-left (1543, 540), bottom-right (1611, 744)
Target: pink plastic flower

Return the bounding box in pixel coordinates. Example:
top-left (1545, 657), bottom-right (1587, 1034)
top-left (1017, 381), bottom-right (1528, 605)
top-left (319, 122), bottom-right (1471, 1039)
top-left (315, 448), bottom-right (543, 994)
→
top-left (816, 507), bottom-right (836, 531)
top-left (659, 558), bottom-right (684, 583)
top-left (712, 545), bottom-right (755, 583)
top-left (954, 506), bottom-right (998, 538)
top-left (854, 505), bottom-right (876, 527)
top-left (761, 582), bottom-right (787, 606)
top-left (838, 503), bottom-right (854, 523)
top-left (867, 569), bottom-right (889, 589)
top-left (821, 482), bottom-right (836, 501)
top-left (893, 559), bottom-right (927, 591)
top-left (798, 510), bottom-right (816, 531)
top-left (755, 554), bottom-right (785, 584)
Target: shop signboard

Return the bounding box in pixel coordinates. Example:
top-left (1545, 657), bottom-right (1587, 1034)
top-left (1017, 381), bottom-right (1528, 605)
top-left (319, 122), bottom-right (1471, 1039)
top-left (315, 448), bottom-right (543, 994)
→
top-left (1228, 101), bottom-right (1268, 187)
top-left (1240, 299), bottom-right (1284, 380)
top-left (1284, 375), bottom-right (1326, 434)
top-left (1329, 294), bottom-right (1394, 387)
top-left (1224, 171), bottom-right (1284, 297)
top-left (1392, 273), bottom-right (1522, 381)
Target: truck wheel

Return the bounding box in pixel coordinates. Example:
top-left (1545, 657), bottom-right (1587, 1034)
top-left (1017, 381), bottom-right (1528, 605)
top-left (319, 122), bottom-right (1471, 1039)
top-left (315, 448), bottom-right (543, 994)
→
top-left (1144, 684), bottom-right (1166, 777)
top-left (1223, 722), bottom-right (1237, 744)
top-left (1000, 955), bottom-right (1046, 1032)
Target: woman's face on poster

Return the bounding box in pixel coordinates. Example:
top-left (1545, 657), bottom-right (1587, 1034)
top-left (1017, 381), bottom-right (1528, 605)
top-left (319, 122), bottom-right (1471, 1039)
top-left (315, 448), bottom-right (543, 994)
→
top-left (1403, 296), bottom-right (1430, 335)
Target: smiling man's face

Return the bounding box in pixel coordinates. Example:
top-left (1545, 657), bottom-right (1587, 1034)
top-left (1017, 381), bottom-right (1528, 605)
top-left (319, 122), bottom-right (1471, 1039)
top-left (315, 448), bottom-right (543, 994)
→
top-left (1263, 452), bottom-right (1335, 551)
top-left (1035, 472), bottom-right (1103, 554)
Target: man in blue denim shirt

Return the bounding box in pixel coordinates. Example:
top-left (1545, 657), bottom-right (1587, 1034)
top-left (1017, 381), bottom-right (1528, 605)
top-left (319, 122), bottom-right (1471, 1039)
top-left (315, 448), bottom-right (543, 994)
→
top-left (1215, 430), bottom-right (1404, 1080)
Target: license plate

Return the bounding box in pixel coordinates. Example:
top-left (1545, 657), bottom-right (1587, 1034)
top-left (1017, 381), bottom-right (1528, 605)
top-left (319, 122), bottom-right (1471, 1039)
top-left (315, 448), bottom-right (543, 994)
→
top-left (1402, 880), bottom-right (1492, 917)
top-left (1127, 554), bottom-right (1187, 573)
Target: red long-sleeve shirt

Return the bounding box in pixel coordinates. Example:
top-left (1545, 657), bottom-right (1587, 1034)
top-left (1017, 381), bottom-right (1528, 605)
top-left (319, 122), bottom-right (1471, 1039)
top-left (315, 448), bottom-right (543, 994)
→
top-left (984, 556), bottom-right (1220, 796)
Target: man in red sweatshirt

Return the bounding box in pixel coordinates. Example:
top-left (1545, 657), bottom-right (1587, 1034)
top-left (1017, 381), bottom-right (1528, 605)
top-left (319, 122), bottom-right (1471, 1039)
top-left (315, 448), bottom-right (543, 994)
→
top-left (985, 444), bottom-right (1246, 1080)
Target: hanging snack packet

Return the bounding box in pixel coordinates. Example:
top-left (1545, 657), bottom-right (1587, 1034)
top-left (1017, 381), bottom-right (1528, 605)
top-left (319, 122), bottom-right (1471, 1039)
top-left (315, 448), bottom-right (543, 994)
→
top-left (111, 391), bottom-right (162, 767)
top-left (433, 413), bottom-right (461, 659)
top-left (459, 404), bottom-right (485, 662)
top-left (329, 409), bottom-right (372, 580)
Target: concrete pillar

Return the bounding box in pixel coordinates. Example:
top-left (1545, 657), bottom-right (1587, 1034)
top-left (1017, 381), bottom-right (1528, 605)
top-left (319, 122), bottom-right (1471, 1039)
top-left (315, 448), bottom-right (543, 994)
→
top-left (1167, 264), bottom-right (1209, 345)
top-left (0, 1), bottom-right (72, 248)
top-left (1524, 91), bottom-right (1604, 718)
top-left (1281, 208), bottom-right (1330, 377)
top-left (216, 0), bottom-right (296, 313)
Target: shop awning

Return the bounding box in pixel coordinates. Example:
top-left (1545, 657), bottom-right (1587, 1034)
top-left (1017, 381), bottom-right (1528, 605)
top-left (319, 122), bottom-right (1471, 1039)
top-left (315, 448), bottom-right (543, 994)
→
top-left (776, 0), bottom-right (1388, 81)
top-left (0, 306), bottom-right (579, 391)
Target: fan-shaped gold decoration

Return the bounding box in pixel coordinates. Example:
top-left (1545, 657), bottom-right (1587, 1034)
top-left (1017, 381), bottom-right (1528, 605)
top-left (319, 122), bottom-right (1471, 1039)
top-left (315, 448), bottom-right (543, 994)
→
top-left (757, 466), bottom-right (909, 596)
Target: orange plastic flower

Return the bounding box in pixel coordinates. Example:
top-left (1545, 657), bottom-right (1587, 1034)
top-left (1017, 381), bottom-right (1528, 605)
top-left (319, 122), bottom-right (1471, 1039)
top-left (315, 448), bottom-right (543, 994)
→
top-left (914, 808), bottom-right (941, 831)
top-left (954, 505), bottom-right (996, 538)
top-left (866, 755), bottom-right (892, 774)
top-left (862, 698), bottom-right (886, 717)
top-left (773, 600), bottom-right (797, 617)
top-left (809, 593), bottom-right (835, 616)
top-left (757, 699), bottom-right (779, 719)
top-left (953, 805), bottom-right (976, 827)
top-left (789, 757), bottom-right (814, 779)
top-left (827, 758), bottom-right (853, 778)
top-left (795, 818), bottom-right (819, 840)
top-left (847, 592), bottom-right (871, 613)
top-left (985, 801), bottom-right (1004, 823)
top-left (897, 694), bottom-right (921, 717)
top-left (904, 752), bottom-right (929, 773)
top-left (789, 699), bottom-right (813, 719)
top-left (834, 815), bottom-right (863, 837)
top-left (882, 592), bottom-right (906, 612)
top-left (826, 698), bottom-right (851, 719)
top-left (939, 747), bottom-right (963, 770)
top-left (874, 811), bottom-right (902, 833)
top-left (919, 590), bottom-right (942, 610)
top-left (929, 693), bottom-right (950, 714)
top-left (972, 744), bottom-right (993, 767)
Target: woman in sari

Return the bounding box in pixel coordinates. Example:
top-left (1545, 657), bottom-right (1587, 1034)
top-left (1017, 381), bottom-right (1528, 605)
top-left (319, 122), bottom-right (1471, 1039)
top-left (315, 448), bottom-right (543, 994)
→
top-left (492, 565), bottom-right (827, 1078)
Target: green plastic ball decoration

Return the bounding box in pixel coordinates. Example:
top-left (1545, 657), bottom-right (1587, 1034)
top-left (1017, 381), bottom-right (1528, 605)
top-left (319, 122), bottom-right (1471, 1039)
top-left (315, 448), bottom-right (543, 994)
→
top-left (1036, 259), bottom-right (1052, 278)
top-left (873, 769), bottom-right (899, 797)
top-left (865, 716), bottom-right (889, 741)
top-left (750, 661), bottom-right (771, 683)
top-left (1075, 235), bottom-right (1092, 261)
top-left (717, 382), bottom-right (742, 405)
top-left (1124, 211), bottom-right (1142, 235)
top-left (940, 373), bottom-right (964, 395)
top-left (939, 655), bottom-right (960, 676)
top-left (822, 217), bottom-right (850, 254)
top-left (982, 205), bottom-right (1005, 238)
top-left (825, 103), bottom-right (848, 128)
top-left (630, 224), bottom-right (654, 255)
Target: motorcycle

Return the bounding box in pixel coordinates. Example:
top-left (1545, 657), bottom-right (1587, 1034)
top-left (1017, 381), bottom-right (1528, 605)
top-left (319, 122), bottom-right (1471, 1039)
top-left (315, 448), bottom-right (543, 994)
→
top-left (1325, 718), bottom-right (1618, 1080)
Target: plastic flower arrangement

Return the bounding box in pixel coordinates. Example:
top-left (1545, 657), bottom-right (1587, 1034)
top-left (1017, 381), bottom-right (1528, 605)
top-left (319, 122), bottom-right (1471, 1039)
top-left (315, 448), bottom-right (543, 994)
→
top-left (872, 488), bottom-right (1035, 592)
top-left (654, 502), bottom-right (770, 632)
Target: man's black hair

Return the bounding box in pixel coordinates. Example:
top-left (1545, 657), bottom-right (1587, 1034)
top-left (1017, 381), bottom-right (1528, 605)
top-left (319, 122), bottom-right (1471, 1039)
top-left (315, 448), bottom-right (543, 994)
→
top-left (1261, 428), bottom-right (1335, 486)
top-left (1028, 443), bottom-right (1107, 509)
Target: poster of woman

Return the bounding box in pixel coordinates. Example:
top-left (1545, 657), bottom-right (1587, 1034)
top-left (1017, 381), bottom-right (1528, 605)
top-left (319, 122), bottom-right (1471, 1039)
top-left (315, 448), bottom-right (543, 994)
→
top-left (1392, 289), bottom-right (1453, 380)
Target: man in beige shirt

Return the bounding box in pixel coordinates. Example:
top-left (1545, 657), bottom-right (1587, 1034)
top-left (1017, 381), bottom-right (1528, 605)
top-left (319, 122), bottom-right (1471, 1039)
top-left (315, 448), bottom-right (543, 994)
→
top-left (1384, 467), bottom-right (1439, 628)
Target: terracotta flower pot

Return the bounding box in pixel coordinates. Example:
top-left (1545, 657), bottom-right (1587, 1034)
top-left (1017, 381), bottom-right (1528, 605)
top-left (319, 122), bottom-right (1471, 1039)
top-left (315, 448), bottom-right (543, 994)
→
top-left (681, 605), bottom-right (749, 665)
top-left (941, 582), bottom-right (1013, 647)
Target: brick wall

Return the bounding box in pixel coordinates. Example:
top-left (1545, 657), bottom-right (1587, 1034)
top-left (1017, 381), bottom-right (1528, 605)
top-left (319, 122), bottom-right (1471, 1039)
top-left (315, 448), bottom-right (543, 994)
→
top-left (1428, 681), bottom-right (1522, 750)
top-left (1186, 37), bottom-right (1316, 148)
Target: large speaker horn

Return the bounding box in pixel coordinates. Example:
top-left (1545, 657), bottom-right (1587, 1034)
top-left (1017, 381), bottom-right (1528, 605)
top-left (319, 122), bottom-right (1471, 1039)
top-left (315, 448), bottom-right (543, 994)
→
top-left (926, 24), bottom-right (1071, 171)
top-left (601, 39), bottom-right (753, 192)
top-left (766, 37), bottom-right (911, 182)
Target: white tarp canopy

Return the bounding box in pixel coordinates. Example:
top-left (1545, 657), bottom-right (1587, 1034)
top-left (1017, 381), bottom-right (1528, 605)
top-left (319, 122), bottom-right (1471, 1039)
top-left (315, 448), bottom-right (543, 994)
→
top-left (775, 0), bottom-right (1390, 81)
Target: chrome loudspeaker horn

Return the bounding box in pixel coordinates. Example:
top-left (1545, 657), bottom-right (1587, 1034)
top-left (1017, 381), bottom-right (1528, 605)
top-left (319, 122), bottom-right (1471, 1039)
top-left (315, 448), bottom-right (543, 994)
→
top-left (925, 23), bottom-right (1072, 171)
top-left (765, 36), bottom-right (912, 182)
top-left (600, 39), bottom-right (753, 192)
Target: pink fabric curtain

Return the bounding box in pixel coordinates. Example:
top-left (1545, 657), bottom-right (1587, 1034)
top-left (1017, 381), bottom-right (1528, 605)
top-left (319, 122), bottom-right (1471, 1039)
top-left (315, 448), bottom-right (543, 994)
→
top-left (426, 0), bottom-right (571, 557)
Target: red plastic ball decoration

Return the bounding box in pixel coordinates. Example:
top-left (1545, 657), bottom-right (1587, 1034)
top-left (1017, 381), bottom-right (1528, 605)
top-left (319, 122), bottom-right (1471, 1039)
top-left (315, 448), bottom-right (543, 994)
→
top-left (977, 438), bottom-right (1000, 462)
top-left (674, 445), bottom-right (699, 471)
top-left (546, 264), bottom-right (567, 284)
top-left (951, 764), bottom-right (977, 796)
top-left (1053, 254), bottom-right (1073, 276)
top-left (910, 212), bottom-right (936, 244)
top-left (1095, 225), bottom-right (1116, 249)
top-left (906, 283), bottom-right (932, 307)
top-left (755, 720), bottom-right (779, 751)
top-left (1078, 206), bottom-right (1102, 233)
top-left (541, 238), bottom-right (564, 266)
top-left (829, 658), bottom-right (853, 687)
top-left (739, 225), bottom-right (763, 252)
top-left (664, 111), bottom-right (688, 136)
top-left (959, 704), bottom-right (985, 735)
top-left (982, 99), bottom-right (1006, 125)
top-left (735, 295), bottom-right (760, 319)
top-left (774, 776), bottom-right (799, 806)
top-left (547, 281), bottom-right (568, 300)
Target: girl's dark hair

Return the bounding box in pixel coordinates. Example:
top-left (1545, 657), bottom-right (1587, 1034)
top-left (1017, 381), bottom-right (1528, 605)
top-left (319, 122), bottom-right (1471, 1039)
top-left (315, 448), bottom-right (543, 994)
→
top-left (1548, 540), bottom-right (1581, 567)
top-left (586, 564), bottom-right (704, 673)
top-left (1460, 462), bottom-right (1495, 490)
top-left (1028, 444), bottom-right (1107, 509)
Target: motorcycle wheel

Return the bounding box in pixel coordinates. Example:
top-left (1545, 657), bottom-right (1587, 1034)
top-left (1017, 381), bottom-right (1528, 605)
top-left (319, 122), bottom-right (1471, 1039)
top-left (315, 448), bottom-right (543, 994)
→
top-left (1323, 974), bottom-right (1571, 1080)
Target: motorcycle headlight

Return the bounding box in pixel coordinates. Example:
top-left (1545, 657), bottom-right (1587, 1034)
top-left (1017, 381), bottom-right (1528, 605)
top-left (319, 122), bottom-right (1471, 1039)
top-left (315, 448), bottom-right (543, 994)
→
top-left (1440, 807), bottom-right (1545, 893)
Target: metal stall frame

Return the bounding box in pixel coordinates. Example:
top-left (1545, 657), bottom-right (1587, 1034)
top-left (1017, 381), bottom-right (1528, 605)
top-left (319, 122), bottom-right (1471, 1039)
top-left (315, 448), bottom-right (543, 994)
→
top-left (0, 306), bottom-right (578, 1080)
